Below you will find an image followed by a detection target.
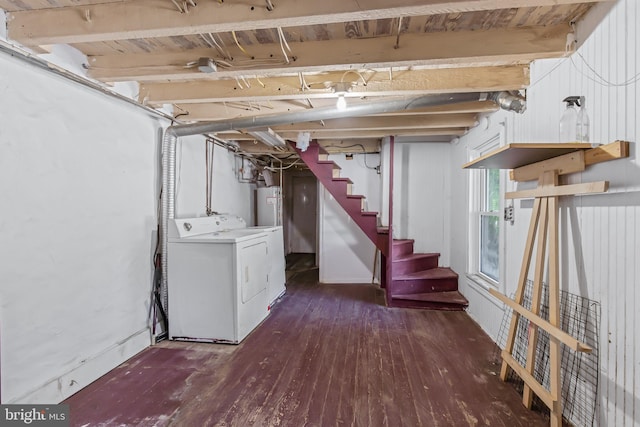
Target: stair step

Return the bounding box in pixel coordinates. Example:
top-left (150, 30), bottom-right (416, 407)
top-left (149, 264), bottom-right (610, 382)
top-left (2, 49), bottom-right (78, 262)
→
top-left (315, 161), bottom-right (342, 177)
top-left (332, 177), bottom-right (353, 184)
top-left (377, 226), bottom-right (389, 234)
top-left (392, 239), bottom-right (414, 257)
top-left (390, 291), bottom-right (469, 310)
top-left (390, 267), bottom-right (459, 295)
top-left (393, 253), bottom-right (439, 275)
top-left (317, 160), bottom-right (341, 170)
top-left (346, 194), bottom-right (365, 210)
top-left (361, 211), bottom-right (378, 217)
top-left (331, 178), bottom-right (353, 195)
top-left (395, 267), bottom-right (458, 282)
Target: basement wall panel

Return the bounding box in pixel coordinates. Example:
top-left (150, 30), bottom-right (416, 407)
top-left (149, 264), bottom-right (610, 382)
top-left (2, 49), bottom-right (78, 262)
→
top-left (0, 48), bottom-right (253, 403)
top-left (0, 52), bottom-right (158, 403)
top-left (449, 1), bottom-right (639, 425)
top-left (319, 153), bottom-right (380, 283)
top-left (394, 142), bottom-right (452, 266)
top-left (174, 135), bottom-right (254, 223)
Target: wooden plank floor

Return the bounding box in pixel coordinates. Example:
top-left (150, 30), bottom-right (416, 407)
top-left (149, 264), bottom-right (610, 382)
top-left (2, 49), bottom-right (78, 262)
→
top-left (66, 259), bottom-right (547, 426)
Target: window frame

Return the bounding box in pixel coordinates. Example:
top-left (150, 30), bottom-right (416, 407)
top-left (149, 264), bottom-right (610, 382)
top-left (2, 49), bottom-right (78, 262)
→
top-left (467, 132), bottom-right (506, 292)
top-left (477, 168), bottom-right (501, 283)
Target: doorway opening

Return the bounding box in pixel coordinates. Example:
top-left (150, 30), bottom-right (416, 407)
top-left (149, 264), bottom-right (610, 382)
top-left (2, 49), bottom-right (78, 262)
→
top-left (283, 171), bottom-right (319, 269)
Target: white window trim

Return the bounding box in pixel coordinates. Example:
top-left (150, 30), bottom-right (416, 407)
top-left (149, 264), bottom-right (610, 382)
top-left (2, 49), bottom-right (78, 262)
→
top-left (467, 128), bottom-right (507, 296)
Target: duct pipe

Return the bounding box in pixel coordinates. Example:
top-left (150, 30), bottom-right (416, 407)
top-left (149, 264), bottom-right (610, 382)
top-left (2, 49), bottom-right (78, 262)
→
top-left (488, 91), bottom-right (527, 114)
top-left (159, 91), bottom-right (525, 320)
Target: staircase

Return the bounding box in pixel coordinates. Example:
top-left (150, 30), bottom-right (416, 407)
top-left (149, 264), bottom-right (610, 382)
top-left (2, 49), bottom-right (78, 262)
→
top-left (292, 140), bottom-right (468, 311)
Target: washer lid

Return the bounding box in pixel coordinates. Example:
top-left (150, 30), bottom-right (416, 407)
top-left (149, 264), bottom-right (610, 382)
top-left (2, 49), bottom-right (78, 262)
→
top-left (168, 215), bottom-right (247, 239)
top-left (170, 229), bottom-right (268, 243)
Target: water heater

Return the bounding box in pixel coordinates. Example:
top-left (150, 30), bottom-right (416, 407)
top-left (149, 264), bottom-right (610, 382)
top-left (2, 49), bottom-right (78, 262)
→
top-left (256, 186), bottom-right (282, 226)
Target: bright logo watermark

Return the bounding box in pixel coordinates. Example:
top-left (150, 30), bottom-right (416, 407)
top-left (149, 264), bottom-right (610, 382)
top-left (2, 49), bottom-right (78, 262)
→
top-left (1, 405), bottom-right (69, 426)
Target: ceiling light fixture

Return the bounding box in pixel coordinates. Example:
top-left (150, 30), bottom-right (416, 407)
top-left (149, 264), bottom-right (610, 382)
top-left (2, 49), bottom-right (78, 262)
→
top-left (332, 82), bottom-right (351, 110)
top-left (246, 127), bottom-right (287, 148)
top-left (197, 57), bottom-right (218, 73)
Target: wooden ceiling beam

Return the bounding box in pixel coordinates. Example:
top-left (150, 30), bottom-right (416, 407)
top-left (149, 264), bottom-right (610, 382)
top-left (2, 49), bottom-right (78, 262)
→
top-left (237, 139), bottom-right (382, 154)
top-left (266, 113), bottom-right (478, 132)
top-left (7, 0), bottom-right (607, 46)
top-left (217, 128), bottom-right (469, 140)
top-left (87, 26), bottom-right (560, 82)
top-left (139, 66), bottom-right (528, 104)
top-left (172, 100), bottom-right (499, 121)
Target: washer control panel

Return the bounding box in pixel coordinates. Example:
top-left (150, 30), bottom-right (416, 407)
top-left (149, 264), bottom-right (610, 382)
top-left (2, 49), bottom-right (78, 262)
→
top-left (169, 215), bottom-right (247, 239)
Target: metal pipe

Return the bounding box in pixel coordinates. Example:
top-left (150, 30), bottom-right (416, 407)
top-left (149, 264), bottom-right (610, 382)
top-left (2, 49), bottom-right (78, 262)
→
top-left (160, 90), bottom-right (526, 322)
top-left (488, 91), bottom-right (527, 114)
top-left (169, 93), bottom-right (483, 137)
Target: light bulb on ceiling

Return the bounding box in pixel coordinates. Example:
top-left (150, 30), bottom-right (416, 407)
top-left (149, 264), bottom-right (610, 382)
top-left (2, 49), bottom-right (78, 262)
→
top-left (336, 94), bottom-right (347, 110)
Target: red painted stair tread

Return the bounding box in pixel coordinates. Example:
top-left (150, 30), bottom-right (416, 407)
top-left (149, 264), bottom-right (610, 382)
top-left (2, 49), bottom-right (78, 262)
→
top-left (317, 160), bottom-right (341, 169)
top-left (392, 239), bottom-right (414, 245)
top-left (391, 291), bottom-right (469, 306)
top-left (332, 177), bottom-right (353, 183)
top-left (394, 267), bottom-right (458, 281)
top-left (393, 253), bottom-right (439, 262)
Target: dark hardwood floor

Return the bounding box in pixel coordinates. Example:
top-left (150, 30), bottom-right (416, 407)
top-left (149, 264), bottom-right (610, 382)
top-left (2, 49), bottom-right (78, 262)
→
top-left (65, 255), bottom-right (547, 426)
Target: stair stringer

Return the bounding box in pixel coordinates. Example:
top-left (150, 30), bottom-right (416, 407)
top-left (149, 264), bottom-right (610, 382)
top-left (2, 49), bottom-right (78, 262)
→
top-left (291, 140), bottom-right (468, 310)
top-left (291, 141), bottom-right (387, 254)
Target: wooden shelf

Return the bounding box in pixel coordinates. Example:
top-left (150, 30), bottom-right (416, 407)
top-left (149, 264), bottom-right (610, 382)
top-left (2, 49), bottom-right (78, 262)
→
top-left (462, 143), bottom-right (592, 170)
top-left (463, 139), bottom-right (630, 427)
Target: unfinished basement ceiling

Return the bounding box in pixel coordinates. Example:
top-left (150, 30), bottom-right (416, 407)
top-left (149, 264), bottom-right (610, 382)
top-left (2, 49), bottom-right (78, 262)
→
top-left (1, 0), bottom-right (612, 154)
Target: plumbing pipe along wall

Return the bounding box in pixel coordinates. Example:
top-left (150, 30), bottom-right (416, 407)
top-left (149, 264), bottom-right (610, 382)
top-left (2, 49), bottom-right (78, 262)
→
top-left (160, 91), bottom-right (525, 316)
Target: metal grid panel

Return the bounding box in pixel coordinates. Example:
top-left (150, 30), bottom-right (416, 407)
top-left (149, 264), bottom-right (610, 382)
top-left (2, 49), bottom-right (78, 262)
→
top-left (495, 280), bottom-right (600, 426)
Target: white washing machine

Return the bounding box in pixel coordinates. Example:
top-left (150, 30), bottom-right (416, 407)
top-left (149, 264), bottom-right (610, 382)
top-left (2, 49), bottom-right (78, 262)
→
top-left (167, 215), bottom-right (271, 344)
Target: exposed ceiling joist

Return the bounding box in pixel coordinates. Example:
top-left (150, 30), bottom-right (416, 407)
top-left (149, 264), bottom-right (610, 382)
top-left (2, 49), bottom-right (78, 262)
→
top-left (88, 27), bottom-right (561, 82)
top-left (0, 0), bottom-right (610, 152)
top-left (261, 113), bottom-right (478, 132)
top-left (138, 66), bottom-right (529, 105)
top-left (237, 139), bottom-right (382, 154)
top-left (6, 0), bottom-right (606, 46)
top-left (218, 128), bottom-right (469, 141)
top-left (172, 100), bottom-right (499, 122)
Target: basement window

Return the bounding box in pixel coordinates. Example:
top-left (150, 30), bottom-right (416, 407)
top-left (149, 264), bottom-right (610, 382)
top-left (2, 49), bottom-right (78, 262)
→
top-left (478, 168), bottom-right (500, 282)
top-left (468, 133), bottom-right (503, 288)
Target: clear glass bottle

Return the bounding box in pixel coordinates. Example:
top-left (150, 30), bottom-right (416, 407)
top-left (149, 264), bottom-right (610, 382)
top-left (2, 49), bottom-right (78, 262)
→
top-left (559, 96), bottom-right (580, 142)
top-left (576, 96), bottom-right (591, 144)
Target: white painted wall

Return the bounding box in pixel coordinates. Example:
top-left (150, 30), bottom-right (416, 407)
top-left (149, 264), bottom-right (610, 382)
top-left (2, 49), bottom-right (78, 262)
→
top-left (319, 153), bottom-right (381, 283)
top-left (175, 136), bottom-right (254, 223)
top-left (449, 1), bottom-right (639, 425)
top-left (394, 142), bottom-right (452, 265)
top-left (0, 48), bottom-right (253, 403)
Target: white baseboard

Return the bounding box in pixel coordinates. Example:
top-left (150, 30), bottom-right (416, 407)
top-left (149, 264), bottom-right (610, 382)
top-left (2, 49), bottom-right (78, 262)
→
top-left (10, 328), bottom-right (151, 404)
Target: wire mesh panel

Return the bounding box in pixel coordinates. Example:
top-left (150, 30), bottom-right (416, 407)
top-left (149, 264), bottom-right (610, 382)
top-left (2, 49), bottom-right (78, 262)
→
top-left (494, 280), bottom-right (600, 426)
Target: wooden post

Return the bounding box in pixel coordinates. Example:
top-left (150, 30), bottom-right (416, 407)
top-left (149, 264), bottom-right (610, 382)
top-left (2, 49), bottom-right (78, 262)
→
top-left (386, 136), bottom-right (395, 304)
top-left (547, 174), bottom-right (562, 427)
top-left (500, 196), bottom-right (542, 381)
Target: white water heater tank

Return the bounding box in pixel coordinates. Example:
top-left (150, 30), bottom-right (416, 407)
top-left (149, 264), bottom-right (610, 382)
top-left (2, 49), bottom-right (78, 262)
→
top-left (256, 186), bottom-right (282, 226)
